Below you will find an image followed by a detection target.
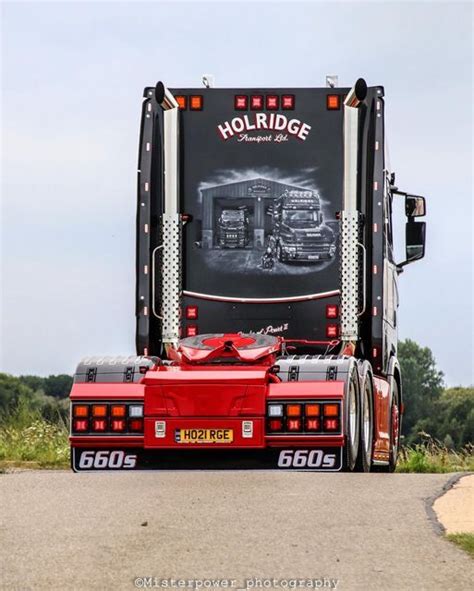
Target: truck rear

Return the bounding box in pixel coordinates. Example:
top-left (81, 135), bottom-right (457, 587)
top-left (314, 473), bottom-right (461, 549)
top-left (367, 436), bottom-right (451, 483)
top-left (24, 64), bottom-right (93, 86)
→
top-left (69, 77), bottom-right (426, 472)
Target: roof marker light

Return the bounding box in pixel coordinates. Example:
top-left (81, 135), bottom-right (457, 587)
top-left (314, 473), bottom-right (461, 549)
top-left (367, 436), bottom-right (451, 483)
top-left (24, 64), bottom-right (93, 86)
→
top-left (250, 95), bottom-right (263, 110)
top-left (235, 95), bottom-right (248, 110)
top-left (190, 95), bottom-right (203, 110)
top-left (281, 95), bottom-right (295, 110)
top-left (266, 95), bottom-right (279, 110)
top-left (327, 94), bottom-right (341, 110)
top-left (175, 95), bottom-right (187, 109)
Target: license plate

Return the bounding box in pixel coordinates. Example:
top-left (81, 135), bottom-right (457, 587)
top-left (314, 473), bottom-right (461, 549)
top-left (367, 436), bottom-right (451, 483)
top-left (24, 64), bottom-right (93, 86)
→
top-left (175, 428), bottom-right (234, 444)
top-left (307, 254), bottom-right (320, 260)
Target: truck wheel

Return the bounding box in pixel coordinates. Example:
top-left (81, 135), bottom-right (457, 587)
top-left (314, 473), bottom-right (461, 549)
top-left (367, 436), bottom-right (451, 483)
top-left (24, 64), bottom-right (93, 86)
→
top-left (343, 367), bottom-right (360, 471)
top-left (354, 374), bottom-right (373, 472)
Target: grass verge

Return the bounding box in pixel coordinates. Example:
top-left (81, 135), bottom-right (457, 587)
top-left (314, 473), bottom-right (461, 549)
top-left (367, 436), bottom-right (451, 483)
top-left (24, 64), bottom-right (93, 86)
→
top-left (446, 533), bottom-right (474, 558)
top-left (0, 397), bottom-right (69, 470)
top-left (396, 438), bottom-right (474, 473)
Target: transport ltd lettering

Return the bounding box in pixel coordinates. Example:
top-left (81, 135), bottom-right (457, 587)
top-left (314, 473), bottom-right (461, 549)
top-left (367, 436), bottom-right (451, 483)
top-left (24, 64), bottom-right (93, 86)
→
top-left (217, 113), bottom-right (311, 141)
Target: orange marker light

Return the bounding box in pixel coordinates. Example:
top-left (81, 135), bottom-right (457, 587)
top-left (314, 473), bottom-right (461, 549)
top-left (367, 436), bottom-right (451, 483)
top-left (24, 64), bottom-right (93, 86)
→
top-left (327, 94), bottom-right (340, 110)
top-left (111, 405), bottom-right (126, 418)
top-left (175, 95), bottom-right (187, 109)
top-left (92, 405), bottom-right (107, 417)
top-left (190, 95), bottom-right (203, 110)
top-left (73, 405), bottom-right (89, 418)
top-left (324, 404), bottom-right (339, 417)
top-left (305, 403), bottom-right (320, 417)
top-left (286, 404), bottom-right (302, 417)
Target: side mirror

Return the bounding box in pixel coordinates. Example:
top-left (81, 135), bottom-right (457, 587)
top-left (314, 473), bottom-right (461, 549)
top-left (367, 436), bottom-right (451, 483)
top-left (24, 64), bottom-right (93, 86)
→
top-left (398, 221), bottom-right (426, 271)
top-left (405, 194), bottom-right (426, 218)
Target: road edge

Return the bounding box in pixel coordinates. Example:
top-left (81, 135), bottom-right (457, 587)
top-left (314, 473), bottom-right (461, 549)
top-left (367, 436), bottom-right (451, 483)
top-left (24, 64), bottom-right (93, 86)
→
top-left (425, 472), bottom-right (473, 535)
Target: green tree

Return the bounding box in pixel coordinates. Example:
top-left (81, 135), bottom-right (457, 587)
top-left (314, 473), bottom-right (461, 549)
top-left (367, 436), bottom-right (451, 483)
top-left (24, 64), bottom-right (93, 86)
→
top-left (398, 339), bottom-right (444, 441)
top-left (0, 373), bottom-right (35, 411)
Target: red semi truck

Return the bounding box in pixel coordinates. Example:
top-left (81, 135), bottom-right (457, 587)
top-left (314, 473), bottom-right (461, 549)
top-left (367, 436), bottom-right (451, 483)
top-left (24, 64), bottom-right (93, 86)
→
top-left (69, 77), bottom-right (426, 472)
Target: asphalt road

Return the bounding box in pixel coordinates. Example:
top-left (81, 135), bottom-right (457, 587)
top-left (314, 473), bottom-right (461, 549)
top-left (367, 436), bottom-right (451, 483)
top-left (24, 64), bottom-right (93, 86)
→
top-left (1, 471), bottom-right (473, 591)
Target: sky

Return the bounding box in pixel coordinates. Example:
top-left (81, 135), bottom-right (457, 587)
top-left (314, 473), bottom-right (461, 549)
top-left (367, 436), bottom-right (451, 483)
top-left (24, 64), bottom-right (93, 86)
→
top-left (1, 0), bottom-right (473, 385)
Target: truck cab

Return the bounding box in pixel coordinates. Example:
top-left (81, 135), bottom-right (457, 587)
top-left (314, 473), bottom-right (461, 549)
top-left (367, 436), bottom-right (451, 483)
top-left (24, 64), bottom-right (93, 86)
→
top-left (273, 189), bottom-right (336, 263)
top-left (217, 208), bottom-right (249, 248)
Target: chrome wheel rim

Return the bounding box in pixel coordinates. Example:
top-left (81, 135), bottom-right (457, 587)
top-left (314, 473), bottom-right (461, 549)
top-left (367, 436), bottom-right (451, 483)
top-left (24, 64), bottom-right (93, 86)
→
top-left (349, 382), bottom-right (357, 448)
top-left (363, 386), bottom-right (371, 454)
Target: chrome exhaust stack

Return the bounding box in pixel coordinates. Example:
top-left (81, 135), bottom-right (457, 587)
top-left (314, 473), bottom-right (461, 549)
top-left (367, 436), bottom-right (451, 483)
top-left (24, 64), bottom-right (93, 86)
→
top-left (155, 82), bottom-right (181, 349)
top-left (340, 78), bottom-right (367, 345)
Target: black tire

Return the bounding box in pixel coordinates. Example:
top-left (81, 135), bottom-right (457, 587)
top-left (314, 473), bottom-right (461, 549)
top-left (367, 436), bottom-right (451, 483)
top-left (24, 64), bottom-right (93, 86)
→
top-left (373, 379), bottom-right (400, 473)
top-left (354, 373), bottom-right (373, 472)
top-left (343, 366), bottom-right (360, 471)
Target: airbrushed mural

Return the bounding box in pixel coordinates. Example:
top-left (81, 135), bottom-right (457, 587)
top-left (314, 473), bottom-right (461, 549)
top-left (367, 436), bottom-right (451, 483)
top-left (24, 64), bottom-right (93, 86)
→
top-left (195, 175), bottom-right (338, 270)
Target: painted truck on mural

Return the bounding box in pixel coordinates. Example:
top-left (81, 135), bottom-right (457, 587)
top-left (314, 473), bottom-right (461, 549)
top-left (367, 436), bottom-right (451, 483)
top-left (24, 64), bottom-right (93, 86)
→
top-left (69, 78), bottom-right (427, 472)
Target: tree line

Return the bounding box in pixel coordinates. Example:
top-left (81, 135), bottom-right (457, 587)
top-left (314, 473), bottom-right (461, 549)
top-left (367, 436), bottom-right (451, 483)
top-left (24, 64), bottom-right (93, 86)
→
top-left (0, 340), bottom-right (472, 448)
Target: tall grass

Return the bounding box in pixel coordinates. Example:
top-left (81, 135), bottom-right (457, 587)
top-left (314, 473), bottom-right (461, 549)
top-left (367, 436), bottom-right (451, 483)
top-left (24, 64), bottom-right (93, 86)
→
top-left (0, 397), bottom-right (69, 468)
top-left (397, 434), bottom-right (474, 473)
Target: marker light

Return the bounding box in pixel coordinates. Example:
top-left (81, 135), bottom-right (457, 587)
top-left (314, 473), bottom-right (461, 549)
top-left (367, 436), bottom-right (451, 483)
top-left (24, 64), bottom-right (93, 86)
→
top-left (324, 404), bottom-right (339, 417)
top-left (287, 418), bottom-right (302, 431)
top-left (250, 95), bottom-right (263, 110)
top-left (326, 304), bottom-right (339, 319)
top-left (129, 405), bottom-right (144, 418)
top-left (155, 421), bottom-right (166, 438)
top-left (235, 95), bottom-right (248, 110)
top-left (92, 419), bottom-right (107, 432)
top-left (327, 94), bottom-right (341, 110)
top-left (326, 324), bottom-right (339, 338)
top-left (175, 95), bottom-right (187, 110)
top-left (281, 95), bottom-right (295, 110)
top-left (129, 419), bottom-right (144, 432)
top-left (266, 95), bottom-right (279, 110)
top-left (186, 305), bottom-right (198, 320)
top-left (111, 419), bottom-right (126, 432)
top-left (324, 418), bottom-right (339, 431)
top-left (73, 419), bottom-right (88, 432)
top-left (242, 420), bottom-right (253, 438)
top-left (92, 405), bottom-right (107, 417)
top-left (111, 405), bottom-right (126, 418)
top-left (305, 403), bottom-right (320, 417)
top-left (268, 404), bottom-right (284, 417)
top-left (186, 325), bottom-right (198, 337)
top-left (73, 405), bottom-right (88, 418)
top-left (189, 95), bottom-right (203, 110)
top-left (306, 418), bottom-right (320, 431)
top-left (286, 404), bottom-right (302, 417)
top-left (268, 419), bottom-right (283, 431)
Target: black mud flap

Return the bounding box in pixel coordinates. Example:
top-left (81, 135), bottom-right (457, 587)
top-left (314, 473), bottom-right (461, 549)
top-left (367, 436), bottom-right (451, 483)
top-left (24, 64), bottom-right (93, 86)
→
top-left (72, 447), bottom-right (342, 472)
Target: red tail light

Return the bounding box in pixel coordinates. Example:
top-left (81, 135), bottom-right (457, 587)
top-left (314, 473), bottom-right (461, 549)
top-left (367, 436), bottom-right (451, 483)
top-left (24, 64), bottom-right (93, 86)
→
top-left (326, 324), bottom-right (339, 338)
top-left (306, 418), bottom-right (320, 431)
top-left (92, 419), bottom-right (107, 432)
top-left (186, 305), bottom-right (198, 320)
top-left (326, 304), bottom-right (339, 319)
top-left (324, 418), bottom-right (339, 431)
top-left (268, 419), bottom-right (283, 431)
top-left (186, 325), bottom-right (198, 337)
top-left (111, 419), bottom-right (126, 432)
top-left (287, 418), bottom-right (302, 431)
top-left (73, 419), bottom-right (88, 432)
top-left (129, 419), bottom-right (144, 432)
